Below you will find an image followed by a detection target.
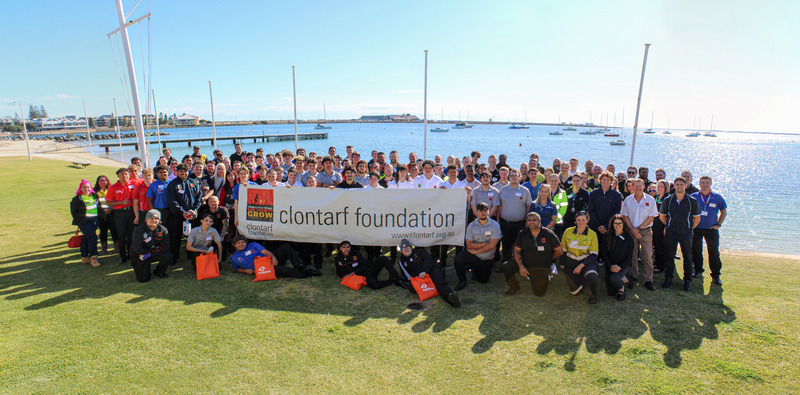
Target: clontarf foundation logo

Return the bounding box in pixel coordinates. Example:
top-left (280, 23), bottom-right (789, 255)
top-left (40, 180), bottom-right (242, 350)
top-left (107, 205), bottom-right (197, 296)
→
top-left (247, 188), bottom-right (274, 222)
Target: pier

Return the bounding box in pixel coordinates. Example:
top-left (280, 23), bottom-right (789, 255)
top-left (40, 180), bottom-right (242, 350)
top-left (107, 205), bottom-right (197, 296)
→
top-left (98, 132), bottom-right (328, 153)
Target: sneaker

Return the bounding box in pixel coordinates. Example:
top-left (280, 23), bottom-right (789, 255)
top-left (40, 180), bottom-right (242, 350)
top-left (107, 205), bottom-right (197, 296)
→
top-left (662, 278), bottom-right (673, 288)
top-left (683, 280), bottom-right (692, 291)
top-left (644, 281), bottom-right (656, 291)
top-left (711, 276), bottom-right (722, 286)
top-left (447, 293), bottom-right (461, 308)
top-left (503, 285), bottom-right (520, 296)
top-left (153, 270), bottom-right (169, 278)
top-left (90, 256), bottom-right (101, 268)
top-left (616, 291), bottom-right (626, 301)
top-left (454, 281), bottom-right (467, 291)
top-left (692, 269), bottom-right (704, 278)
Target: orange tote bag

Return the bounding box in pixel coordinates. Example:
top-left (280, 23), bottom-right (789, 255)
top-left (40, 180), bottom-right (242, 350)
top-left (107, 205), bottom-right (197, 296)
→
top-left (253, 255), bottom-right (277, 282)
top-left (196, 253), bottom-right (221, 280)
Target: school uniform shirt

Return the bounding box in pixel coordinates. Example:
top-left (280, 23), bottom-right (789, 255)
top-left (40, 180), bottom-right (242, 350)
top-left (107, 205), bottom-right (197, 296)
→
top-left (316, 170), bottom-right (343, 186)
top-left (514, 227), bottom-right (561, 268)
top-left (498, 185), bottom-right (532, 222)
top-left (659, 194), bottom-right (701, 239)
top-left (464, 178), bottom-right (481, 189)
top-left (107, 181), bottom-right (135, 209)
top-left (355, 175), bottom-right (370, 186)
top-left (620, 193), bottom-right (659, 229)
top-left (691, 191), bottom-right (727, 229)
top-left (133, 181), bottom-right (152, 211)
top-left (146, 179), bottom-right (170, 209)
top-left (230, 242), bottom-right (268, 270)
top-left (521, 181), bottom-right (542, 200)
top-left (165, 177), bottom-right (202, 215)
top-left (413, 174), bottom-right (443, 189)
top-left (438, 179), bottom-right (467, 189)
top-left (465, 218), bottom-right (502, 260)
top-left (186, 226), bottom-right (221, 250)
top-left (387, 180), bottom-right (414, 189)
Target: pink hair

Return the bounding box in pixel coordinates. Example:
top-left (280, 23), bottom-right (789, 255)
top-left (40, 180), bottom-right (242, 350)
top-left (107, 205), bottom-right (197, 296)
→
top-left (76, 179), bottom-right (95, 196)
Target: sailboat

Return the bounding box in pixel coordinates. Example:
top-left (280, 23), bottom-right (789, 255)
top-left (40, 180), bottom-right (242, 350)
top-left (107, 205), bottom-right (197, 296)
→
top-left (644, 110), bottom-right (655, 133)
top-left (663, 120), bottom-right (671, 134)
top-left (431, 108), bottom-right (449, 132)
top-left (703, 115), bottom-right (717, 137)
top-left (314, 104), bottom-right (332, 129)
top-left (610, 109), bottom-right (626, 145)
top-left (549, 115), bottom-right (564, 135)
top-left (509, 110), bottom-right (530, 129)
top-left (452, 110), bottom-right (473, 129)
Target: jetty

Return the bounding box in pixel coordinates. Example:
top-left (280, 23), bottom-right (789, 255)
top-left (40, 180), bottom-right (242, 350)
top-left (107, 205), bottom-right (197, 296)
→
top-left (98, 132), bottom-right (328, 153)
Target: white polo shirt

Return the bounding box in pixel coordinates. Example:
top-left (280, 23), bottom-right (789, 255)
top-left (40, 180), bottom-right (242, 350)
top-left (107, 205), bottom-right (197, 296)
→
top-left (620, 193), bottom-right (659, 229)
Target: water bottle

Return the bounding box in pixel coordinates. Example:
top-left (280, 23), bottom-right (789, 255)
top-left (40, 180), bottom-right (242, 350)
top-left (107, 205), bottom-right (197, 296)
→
top-left (551, 263), bottom-right (558, 275)
top-left (183, 220), bottom-right (191, 236)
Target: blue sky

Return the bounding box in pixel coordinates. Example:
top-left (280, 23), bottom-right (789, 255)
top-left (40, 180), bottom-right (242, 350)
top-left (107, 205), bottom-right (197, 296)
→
top-left (1, 0), bottom-right (798, 133)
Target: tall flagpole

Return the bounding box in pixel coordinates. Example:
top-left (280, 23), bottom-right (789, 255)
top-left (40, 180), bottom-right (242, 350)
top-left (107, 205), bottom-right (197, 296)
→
top-left (17, 102), bottom-right (32, 161)
top-left (629, 43), bottom-right (651, 166)
top-left (209, 80), bottom-right (217, 149)
top-left (113, 98), bottom-right (125, 164)
top-left (82, 101), bottom-right (95, 165)
top-left (292, 66), bottom-right (298, 151)
top-left (423, 50), bottom-right (429, 160)
top-left (113, 0), bottom-right (148, 168)
top-left (152, 89), bottom-right (162, 148)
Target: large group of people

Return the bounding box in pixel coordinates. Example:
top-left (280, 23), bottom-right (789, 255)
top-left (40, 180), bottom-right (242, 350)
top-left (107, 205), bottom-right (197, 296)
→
top-left (69, 142), bottom-right (728, 307)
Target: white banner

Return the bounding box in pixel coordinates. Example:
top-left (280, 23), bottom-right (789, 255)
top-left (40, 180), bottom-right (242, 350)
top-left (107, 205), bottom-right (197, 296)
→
top-left (236, 185), bottom-right (468, 246)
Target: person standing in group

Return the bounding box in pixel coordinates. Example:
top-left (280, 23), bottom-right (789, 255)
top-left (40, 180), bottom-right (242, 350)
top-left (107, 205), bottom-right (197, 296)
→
top-left (316, 156), bottom-right (343, 187)
top-left (166, 163), bottom-right (203, 266)
top-left (93, 175), bottom-right (116, 254)
top-left (601, 215), bottom-right (634, 301)
top-left (130, 210), bottom-right (171, 282)
top-left (529, 184), bottom-right (559, 232)
top-left (560, 211), bottom-right (600, 304)
top-left (547, 174), bottom-right (569, 228)
top-left (659, 177), bottom-right (701, 291)
top-left (497, 169), bottom-right (532, 266)
top-left (620, 178), bottom-right (659, 291)
top-left (70, 179), bottom-right (101, 268)
top-left (132, 168), bottom-right (154, 226)
top-left (105, 168), bottom-right (136, 263)
top-left (454, 202), bottom-right (502, 291)
top-left (652, 179), bottom-right (670, 273)
top-left (690, 176), bottom-right (727, 285)
top-left (502, 212), bottom-right (564, 296)
top-left (587, 171), bottom-right (623, 258)
top-left (563, 173), bottom-right (590, 231)
top-left (147, 166), bottom-right (172, 233)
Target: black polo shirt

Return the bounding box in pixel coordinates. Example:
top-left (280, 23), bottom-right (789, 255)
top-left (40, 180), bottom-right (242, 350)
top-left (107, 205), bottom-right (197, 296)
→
top-left (659, 194), bottom-right (700, 239)
top-left (514, 227), bottom-right (561, 269)
top-left (199, 206), bottom-right (229, 235)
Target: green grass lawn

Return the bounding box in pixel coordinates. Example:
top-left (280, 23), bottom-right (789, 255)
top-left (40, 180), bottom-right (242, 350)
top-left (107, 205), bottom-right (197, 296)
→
top-left (1, 157), bottom-right (798, 393)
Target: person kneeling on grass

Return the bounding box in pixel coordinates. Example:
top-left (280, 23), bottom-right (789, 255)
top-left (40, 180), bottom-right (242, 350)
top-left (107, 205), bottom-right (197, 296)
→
top-left (560, 211), bottom-right (600, 304)
top-left (397, 239), bottom-right (461, 308)
top-left (185, 213), bottom-right (224, 269)
top-left (130, 209), bottom-right (171, 282)
top-left (335, 240), bottom-right (409, 289)
top-left (229, 234), bottom-right (321, 278)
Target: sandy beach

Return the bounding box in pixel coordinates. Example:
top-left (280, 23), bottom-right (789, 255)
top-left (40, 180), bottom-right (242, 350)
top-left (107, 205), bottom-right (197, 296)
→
top-left (0, 140), bottom-right (122, 167)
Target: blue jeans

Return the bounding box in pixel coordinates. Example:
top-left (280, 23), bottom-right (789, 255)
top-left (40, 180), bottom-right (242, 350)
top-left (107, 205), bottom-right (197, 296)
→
top-left (79, 219), bottom-right (99, 257)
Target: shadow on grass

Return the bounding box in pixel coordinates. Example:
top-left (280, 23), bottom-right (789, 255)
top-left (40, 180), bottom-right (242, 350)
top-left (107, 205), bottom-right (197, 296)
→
top-left (0, 244), bottom-right (735, 369)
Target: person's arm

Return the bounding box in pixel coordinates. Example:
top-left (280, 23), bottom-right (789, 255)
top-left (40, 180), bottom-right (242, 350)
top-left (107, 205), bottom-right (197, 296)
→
top-left (70, 196), bottom-right (82, 222)
top-left (166, 182), bottom-right (183, 216)
top-left (191, 183), bottom-right (203, 211)
top-left (132, 197), bottom-right (141, 224)
top-left (546, 214), bottom-right (558, 230)
top-left (147, 197), bottom-right (155, 210)
top-left (618, 237), bottom-right (633, 271)
top-left (185, 231), bottom-right (205, 253)
top-left (464, 238), bottom-right (488, 250)
top-left (622, 215), bottom-right (640, 239)
top-left (513, 245), bottom-right (529, 278)
top-left (691, 198), bottom-right (701, 229)
top-left (470, 238), bottom-right (499, 255)
top-left (551, 245), bottom-right (564, 260)
top-left (713, 209), bottom-right (727, 229)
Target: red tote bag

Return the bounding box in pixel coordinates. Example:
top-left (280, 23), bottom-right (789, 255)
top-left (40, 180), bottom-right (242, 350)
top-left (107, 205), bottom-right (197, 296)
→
top-left (411, 275), bottom-right (439, 301)
top-left (341, 274), bottom-right (367, 290)
top-left (196, 253), bottom-right (221, 280)
top-left (253, 255), bottom-right (277, 282)
top-left (68, 229), bottom-right (82, 248)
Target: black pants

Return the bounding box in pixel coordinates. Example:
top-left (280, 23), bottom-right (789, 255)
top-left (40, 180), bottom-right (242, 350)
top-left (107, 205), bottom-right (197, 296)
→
top-left (652, 219), bottom-right (668, 271)
top-left (97, 211), bottom-right (112, 245)
top-left (499, 219), bottom-right (525, 262)
top-left (271, 244), bottom-right (309, 278)
top-left (354, 256), bottom-right (401, 289)
top-left (454, 250), bottom-right (494, 284)
top-left (564, 256), bottom-right (599, 297)
top-left (298, 242), bottom-right (324, 269)
top-left (692, 228), bottom-right (721, 277)
top-left (502, 263), bottom-right (551, 296)
top-left (664, 233), bottom-right (693, 281)
top-left (605, 266), bottom-right (629, 294)
top-left (131, 251), bottom-right (171, 282)
top-left (428, 266), bottom-right (454, 302)
top-left (167, 213), bottom-right (187, 264)
top-left (114, 208), bottom-right (135, 259)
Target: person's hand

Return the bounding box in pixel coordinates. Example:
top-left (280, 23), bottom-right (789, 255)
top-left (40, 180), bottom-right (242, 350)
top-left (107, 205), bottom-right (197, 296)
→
top-left (203, 249), bottom-right (211, 255)
top-left (573, 264), bottom-right (584, 275)
top-left (711, 224), bottom-right (720, 230)
top-left (183, 212), bottom-right (191, 220)
top-left (202, 186), bottom-right (210, 193)
top-left (610, 265), bottom-right (620, 273)
top-left (632, 229), bottom-right (642, 239)
top-left (328, 185), bottom-right (335, 190)
top-left (139, 255), bottom-right (145, 260)
top-left (519, 267), bottom-right (530, 278)
top-left (245, 269), bottom-right (255, 275)
top-left (104, 208), bottom-right (112, 215)
top-left (234, 218), bottom-right (239, 227)
top-left (133, 215), bottom-right (139, 225)
top-left (419, 272), bottom-right (426, 279)
top-left (122, 198), bottom-right (130, 205)
top-left (598, 225), bottom-right (607, 234)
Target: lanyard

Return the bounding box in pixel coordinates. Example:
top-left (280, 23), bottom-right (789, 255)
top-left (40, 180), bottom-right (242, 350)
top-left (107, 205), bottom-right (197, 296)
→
top-left (700, 191), bottom-right (712, 208)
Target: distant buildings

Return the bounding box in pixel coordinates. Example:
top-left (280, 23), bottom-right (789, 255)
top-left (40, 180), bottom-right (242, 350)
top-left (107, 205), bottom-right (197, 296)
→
top-left (95, 114), bottom-right (157, 128)
top-left (0, 117), bottom-right (16, 126)
top-left (170, 113), bottom-right (199, 127)
top-left (358, 114), bottom-right (420, 122)
top-left (31, 116), bottom-right (87, 131)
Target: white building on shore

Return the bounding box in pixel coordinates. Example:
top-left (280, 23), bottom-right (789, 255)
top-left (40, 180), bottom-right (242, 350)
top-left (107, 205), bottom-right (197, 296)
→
top-left (31, 116), bottom-right (87, 131)
top-left (170, 113), bottom-right (199, 127)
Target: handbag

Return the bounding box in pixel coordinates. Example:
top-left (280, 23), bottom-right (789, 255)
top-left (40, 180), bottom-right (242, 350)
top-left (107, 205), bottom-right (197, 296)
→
top-left (253, 255), bottom-right (277, 282)
top-left (411, 275), bottom-right (439, 301)
top-left (341, 274), bottom-right (367, 290)
top-left (68, 229), bottom-right (82, 248)
top-left (196, 252), bottom-right (221, 280)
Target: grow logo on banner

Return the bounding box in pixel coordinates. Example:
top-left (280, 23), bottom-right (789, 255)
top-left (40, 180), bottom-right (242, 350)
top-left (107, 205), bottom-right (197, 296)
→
top-left (247, 188), bottom-right (274, 222)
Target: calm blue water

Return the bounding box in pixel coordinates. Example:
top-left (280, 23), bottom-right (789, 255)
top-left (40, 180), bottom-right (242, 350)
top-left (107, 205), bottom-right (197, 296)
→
top-left (92, 123), bottom-right (800, 255)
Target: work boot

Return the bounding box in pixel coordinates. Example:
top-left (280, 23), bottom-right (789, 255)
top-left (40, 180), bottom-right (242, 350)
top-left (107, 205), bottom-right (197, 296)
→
top-left (90, 256), bottom-right (101, 268)
top-left (81, 257), bottom-right (90, 264)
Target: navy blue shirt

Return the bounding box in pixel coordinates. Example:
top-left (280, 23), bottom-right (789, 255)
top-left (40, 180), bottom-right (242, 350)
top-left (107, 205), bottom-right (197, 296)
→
top-left (166, 177), bottom-right (202, 215)
top-left (587, 187), bottom-right (623, 231)
top-left (659, 194), bottom-right (701, 239)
